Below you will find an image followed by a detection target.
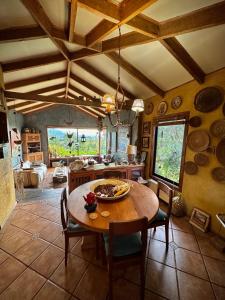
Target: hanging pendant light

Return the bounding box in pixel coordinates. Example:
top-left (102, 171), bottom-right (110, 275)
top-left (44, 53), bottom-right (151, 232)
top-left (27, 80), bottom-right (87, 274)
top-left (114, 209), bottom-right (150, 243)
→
top-left (101, 26), bottom-right (143, 128)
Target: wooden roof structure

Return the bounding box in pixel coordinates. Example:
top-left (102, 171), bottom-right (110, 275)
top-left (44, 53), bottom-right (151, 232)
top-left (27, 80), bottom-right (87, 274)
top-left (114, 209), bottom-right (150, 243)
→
top-left (0, 0), bottom-right (225, 118)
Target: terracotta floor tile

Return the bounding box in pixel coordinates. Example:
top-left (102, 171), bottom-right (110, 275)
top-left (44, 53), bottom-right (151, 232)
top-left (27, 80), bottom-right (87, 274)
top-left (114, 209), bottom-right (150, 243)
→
top-left (46, 197), bottom-right (61, 208)
top-left (0, 257), bottom-right (26, 294)
top-left (26, 217), bottom-right (51, 235)
top-left (150, 226), bottom-right (173, 243)
top-left (197, 236), bottom-right (225, 261)
top-left (39, 222), bottom-right (62, 243)
top-left (31, 245), bottom-right (64, 278)
top-left (173, 230), bottom-right (199, 252)
top-left (145, 259), bottom-right (179, 300)
top-left (124, 264), bottom-right (141, 285)
top-left (50, 253), bottom-right (88, 293)
top-left (0, 224), bottom-right (23, 242)
top-left (74, 264), bottom-right (108, 300)
top-left (0, 268), bottom-right (46, 300)
top-left (171, 216), bottom-right (193, 233)
top-left (19, 202), bottom-right (44, 214)
top-left (0, 230), bottom-right (31, 254)
top-left (52, 235), bottom-right (80, 251)
top-left (10, 210), bottom-right (39, 230)
top-left (177, 270), bottom-right (215, 300)
top-left (212, 284), bottom-right (225, 300)
top-left (70, 239), bottom-right (100, 266)
top-left (39, 206), bottom-right (61, 223)
top-left (175, 248), bottom-right (208, 280)
top-left (203, 256), bottom-right (225, 287)
top-left (147, 239), bottom-right (176, 268)
top-left (14, 238), bottom-right (50, 265)
top-left (0, 249), bottom-right (9, 265)
top-left (34, 281), bottom-right (70, 300)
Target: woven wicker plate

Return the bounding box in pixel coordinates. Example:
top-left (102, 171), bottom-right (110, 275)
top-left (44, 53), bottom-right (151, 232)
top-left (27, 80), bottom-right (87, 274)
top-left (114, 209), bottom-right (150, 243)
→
top-left (194, 87), bottom-right (223, 113)
top-left (171, 96), bottom-right (182, 109)
top-left (216, 138), bottom-right (225, 166)
top-left (210, 119), bottom-right (225, 138)
top-left (187, 130), bottom-right (210, 152)
top-left (189, 116), bottom-right (202, 128)
top-left (211, 167), bottom-right (225, 183)
top-left (194, 153), bottom-right (209, 166)
top-left (184, 161), bottom-right (198, 175)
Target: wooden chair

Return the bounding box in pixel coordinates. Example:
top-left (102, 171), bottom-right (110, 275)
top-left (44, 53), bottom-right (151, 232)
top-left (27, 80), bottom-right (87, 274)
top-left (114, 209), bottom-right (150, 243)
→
top-left (103, 170), bottom-right (123, 179)
top-left (60, 188), bottom-right (99, 265)
top-left (103, 217), bottom-right (148, 300)
top-left (148, 181), bottom-right (173, 249)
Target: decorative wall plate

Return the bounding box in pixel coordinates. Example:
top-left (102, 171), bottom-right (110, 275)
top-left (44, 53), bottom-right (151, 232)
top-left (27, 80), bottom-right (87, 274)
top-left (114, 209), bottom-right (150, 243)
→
top-left (211, 167), bottom-right (225, 183)
top-left (171, 96), bottom-right (182, 109)
top-left (144, 100), bottom-right (154, 115)
top-left (210, 119), bottom-right (225, 138)
top-left (194, 87), bottom-right (223, 113)
top-left (216, 138), bottom-right (225, 166)
top-left (194, 153), bottom-right (209, 166)
top-left (187, 130), bottom-right (210, 152)
top-left (157, 101), bottom-right (168, 115)
top-left (184, 161), bottom-right (198, 175)
top-left (189, 116), bottom-right (202, 128)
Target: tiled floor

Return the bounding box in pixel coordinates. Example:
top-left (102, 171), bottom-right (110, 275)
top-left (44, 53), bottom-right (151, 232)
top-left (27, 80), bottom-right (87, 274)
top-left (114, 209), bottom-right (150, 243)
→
top-left (0, 188), bottom-right (225, 300)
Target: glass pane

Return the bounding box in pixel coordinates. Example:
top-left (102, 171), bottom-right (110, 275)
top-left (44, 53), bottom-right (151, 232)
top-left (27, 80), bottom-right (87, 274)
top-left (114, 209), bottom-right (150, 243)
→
top-left (100, 128), bottom-right (107, 155)
top-left (154, 124), bottom-right (185, 184)
top-left (78, 129), bottom-right (99, 155)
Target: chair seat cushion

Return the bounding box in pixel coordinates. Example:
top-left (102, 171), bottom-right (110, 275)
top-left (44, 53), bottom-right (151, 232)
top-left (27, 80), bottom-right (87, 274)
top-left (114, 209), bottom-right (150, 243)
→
top-left (68, 219), bottom-right (89, 233)
top-left (103, 233), bottom-right (142, 257)
top-left (150, 208), bottom-right (168, 225)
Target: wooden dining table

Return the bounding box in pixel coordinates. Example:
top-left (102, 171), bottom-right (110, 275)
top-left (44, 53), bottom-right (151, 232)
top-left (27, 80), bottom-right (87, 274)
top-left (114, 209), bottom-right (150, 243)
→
top-left (67, 179), bottom-right (159, 233)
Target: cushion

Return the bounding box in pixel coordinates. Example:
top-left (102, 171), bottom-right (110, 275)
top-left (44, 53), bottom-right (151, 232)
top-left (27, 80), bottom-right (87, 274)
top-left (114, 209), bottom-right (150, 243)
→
top-left (150, 208), bottom-right (168, 225)
top-left (68, 219), bottom-right (89, 233)
top-left (103, 232), bottom-right (142, 257)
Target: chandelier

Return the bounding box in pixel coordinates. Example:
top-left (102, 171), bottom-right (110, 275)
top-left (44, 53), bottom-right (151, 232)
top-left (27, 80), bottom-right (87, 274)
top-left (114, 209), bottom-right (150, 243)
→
top-left (101, 26), bottom-right (144, 127)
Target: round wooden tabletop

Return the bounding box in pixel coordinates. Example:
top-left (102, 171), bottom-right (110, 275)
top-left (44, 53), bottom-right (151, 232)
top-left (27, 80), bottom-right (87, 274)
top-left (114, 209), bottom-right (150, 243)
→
top-left (68, 179), bottom-right (159, 233)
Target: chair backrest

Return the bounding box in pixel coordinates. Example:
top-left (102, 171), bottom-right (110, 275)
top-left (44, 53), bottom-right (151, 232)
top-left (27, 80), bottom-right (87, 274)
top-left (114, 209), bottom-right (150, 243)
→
top-left (60, 187), bottom-right (68, 231)
top-left (108, 217), bottom-right (148, 258)
top-left (103, 170), bottom-right (123, 179)
top-left (157, 181), bottom-right (173, 217)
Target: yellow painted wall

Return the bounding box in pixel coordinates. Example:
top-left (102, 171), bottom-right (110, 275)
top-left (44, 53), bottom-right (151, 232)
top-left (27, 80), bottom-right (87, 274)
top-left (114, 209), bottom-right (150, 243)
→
top-left (143, 68), bottom-right (225, 234)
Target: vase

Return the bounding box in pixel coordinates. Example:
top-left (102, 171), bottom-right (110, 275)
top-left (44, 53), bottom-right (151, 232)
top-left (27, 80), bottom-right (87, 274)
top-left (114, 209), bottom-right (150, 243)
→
top-left (84, 203), bottom-right (97, 213)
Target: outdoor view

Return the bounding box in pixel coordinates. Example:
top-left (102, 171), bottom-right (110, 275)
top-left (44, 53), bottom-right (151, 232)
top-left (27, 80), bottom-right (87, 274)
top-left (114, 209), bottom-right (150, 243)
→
top-left (153, 124), bottom-right (185, 184)
top-left (48, 127), bottom-right (107, 157)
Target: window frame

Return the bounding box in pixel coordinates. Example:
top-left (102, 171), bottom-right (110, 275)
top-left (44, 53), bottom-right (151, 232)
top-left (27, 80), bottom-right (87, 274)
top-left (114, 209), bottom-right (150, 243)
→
top-left (149, 112), bottom-right (190, 191)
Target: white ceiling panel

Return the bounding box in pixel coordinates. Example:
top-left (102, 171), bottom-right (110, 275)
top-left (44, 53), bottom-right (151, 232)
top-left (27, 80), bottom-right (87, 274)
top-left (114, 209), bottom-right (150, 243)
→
top-left (75, 7), bottom-right (103, 36)
top-left (102, 25), bottom-right (133, 41)
top-left (143, 0), bottom-right (223, 22)
top-left (121, 41), bottom-right (193, 91)
top-left (0, 0), bottom-right (36, 28)
top-left (83, 55), bottom-right (154, 98)
top-left (0, 39), bottom-right (59, 63)
top-left (4, 62), bottom-right (66, 83)
top-left (177, 24), bottom-right (225, 74)
top-left (64, 41), bottom-right (82, 52)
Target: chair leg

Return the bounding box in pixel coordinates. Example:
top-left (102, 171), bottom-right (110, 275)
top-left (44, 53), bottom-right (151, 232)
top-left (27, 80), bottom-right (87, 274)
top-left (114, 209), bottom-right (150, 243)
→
top-left (65, 235), bottom-right (69, 266)
top-left (108, 263), bottom-right (113, 300)
top-left (153, 226), bottom-right (156, 233)
top-left (140, 257), bottom-right (146, 300)
top-left (95, 234), bottom-right (100, 260)
top-left (165, 223), bottom-right (169, 250)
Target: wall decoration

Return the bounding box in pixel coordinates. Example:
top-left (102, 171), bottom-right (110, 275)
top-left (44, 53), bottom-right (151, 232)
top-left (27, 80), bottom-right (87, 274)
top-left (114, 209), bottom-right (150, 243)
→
top-left (194, 153), bottom-right (209, 166)
top-left (215, 138), bottom-right (225, 166)
top-left (211, 167), bottom-right (225, 183)
top-left (157, 101), bottom-right (168, 115)
top-left (171, 96), bottom-right (182, 109)
top-left (189, 116), bottom-right (202, 128)
top-left (187, 130), bottom-right (210, 152)
top-left (142, 137), bottom-right (149, 148)
top-left (194, 87), bottom-right (223, 113)
top-left (144, 100), bottom-right (154, 115)
top-left (210, 119), bottom-right (225, 138)
top-left (189, 208), bottom-right (210, 232)
top-left (184, 161), bottom-right (198, 175)
top-left (143, 121), bottom-right (151, 135)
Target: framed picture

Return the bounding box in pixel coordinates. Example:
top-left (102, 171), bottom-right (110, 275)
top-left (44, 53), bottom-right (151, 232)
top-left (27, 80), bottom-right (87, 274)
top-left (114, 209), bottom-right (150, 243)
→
top-left (143, 121), bottom-right (151, 135)
top-left (189, 208), bottom-right (210, 232)
top-left (142, 137), bottom-right (149, 149)
top-left (157, 101), bottom-right (168, 115)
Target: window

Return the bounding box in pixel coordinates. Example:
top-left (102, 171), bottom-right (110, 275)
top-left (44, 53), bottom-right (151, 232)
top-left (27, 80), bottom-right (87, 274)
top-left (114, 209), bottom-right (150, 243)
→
top-left (151, 113), bottom-right (189, 189)
top-left (47, 127), bottom-right (107, 157)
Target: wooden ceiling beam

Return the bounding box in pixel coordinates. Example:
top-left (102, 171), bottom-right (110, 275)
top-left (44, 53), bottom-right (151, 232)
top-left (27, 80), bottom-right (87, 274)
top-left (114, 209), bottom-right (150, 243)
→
top-left (70, 72), bottom-right (104, 96)
top-left (25, 84), bottom-right (65, 95)
top-left (4, 91), bottom-right (102, 107)
top-left (21, 0), bottom-right (70, 60)
top-left (70, 48), bottom-right (101, 61)
top-left (160, 37), bottom-right (205, 83)
top-left (75, 106), bottom-right (98, 118)
top-left (82, 106), bottom-right (106, 118)
top-left (5, 71), bottom-right (66, 90)
top-left (69, 0), bottom-right (78, 42)
top-left (106, 52), bottom-right (164, 97)
top-left (74, 60), bottom-right (136, 99)
top-left (2, 54), bottom-right (65, 73)
top-left (0, 26), bottom-right (46, 43)
top-left (69, 85), bottom-right (94, 101)
top-left (65, 62), bottom-right (71, 98)
top-left (85, 0), bottom-right (158, 47)
top-left (21, 103), bottom-right (55, 114)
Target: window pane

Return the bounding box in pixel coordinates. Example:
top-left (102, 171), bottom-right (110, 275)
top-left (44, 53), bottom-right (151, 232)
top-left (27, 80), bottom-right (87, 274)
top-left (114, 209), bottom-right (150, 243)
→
top-left (78, 129), bottom-right (99, 155)
top-left (154, 124), bottom-right (185, 184)
top-left (100, 128), bottom-right (107, 155)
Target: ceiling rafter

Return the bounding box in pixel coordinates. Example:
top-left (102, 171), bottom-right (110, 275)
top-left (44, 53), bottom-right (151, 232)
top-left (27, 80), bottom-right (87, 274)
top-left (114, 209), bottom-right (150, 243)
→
top-left (5, 71), bottom-right (66, 90)
top-left (75, 105), bottom-right (98, 118)
top-left (74, 60), bottom-right (136, 99)
top-left (22, 103), bottom-right (55, 114)
top-left (69, 0), bottom-right (78, 42)
top-left (65, 62), bottom-right (72, 98)
top-left (69, 84), bottom-right (95, 101)
top-left (21, 0), bottom-right (70, 60)
top-left (106, 52), bottom-right (165, 97)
